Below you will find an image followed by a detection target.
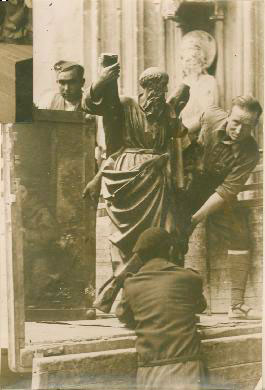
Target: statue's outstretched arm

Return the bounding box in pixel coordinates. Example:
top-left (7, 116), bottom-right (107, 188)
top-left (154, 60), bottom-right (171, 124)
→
top-left (83, 59), bottom-right (120, 115)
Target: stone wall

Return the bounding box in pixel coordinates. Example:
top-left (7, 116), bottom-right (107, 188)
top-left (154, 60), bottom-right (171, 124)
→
top-left (96, 215), bottom-right (112, 293)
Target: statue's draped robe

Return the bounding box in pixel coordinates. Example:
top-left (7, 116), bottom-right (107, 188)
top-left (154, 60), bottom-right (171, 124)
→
top-left (84, 92), bottom-right (182, 260)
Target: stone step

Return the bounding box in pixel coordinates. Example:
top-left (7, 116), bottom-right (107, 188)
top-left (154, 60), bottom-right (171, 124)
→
top-left (31, 333), bottom-right (261, 390)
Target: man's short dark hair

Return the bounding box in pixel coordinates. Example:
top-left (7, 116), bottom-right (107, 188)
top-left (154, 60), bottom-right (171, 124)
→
top-left (133, 227), bottom-right (174, 262)
top-left (232, 95), bottom-right (263, 119)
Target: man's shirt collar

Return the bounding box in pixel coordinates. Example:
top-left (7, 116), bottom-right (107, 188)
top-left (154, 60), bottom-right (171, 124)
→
top-left (139, 257), bottom-right (179, 273)
top-left (216, 120), bottom-right (242, 158)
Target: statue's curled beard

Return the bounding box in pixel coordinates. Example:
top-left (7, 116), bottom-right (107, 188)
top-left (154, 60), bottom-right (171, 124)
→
top-left (140, 90), bottom-right (166, 122)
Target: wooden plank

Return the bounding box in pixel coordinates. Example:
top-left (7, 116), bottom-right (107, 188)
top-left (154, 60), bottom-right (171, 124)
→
top-left (0, 128), bottom-right (9, 351)
top-left (83, 119), bottom-right (97, 307)
top-left (21, 336), bottom-right (136, 370)
top-left (214, 2), bottom-right (225, 108)
top-left (0, 44), bottom-right (32, 63)
top-left (23, 115), bottom-right (96, 319)
top-left (242, 1), bottom-right (255, 95)
top-left (33, 109), bottom-right (88, 124)
top-left (25, 309), bottom-right (93, 323)
top-left (51, 119), bottom-right (96, 309)
top-left (3, 115), bottom-right (96, 368)
top-left (3, 127), bottom-right (26, 373)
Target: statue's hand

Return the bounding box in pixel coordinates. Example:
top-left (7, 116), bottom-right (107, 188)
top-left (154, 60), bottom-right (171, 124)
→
top-left (82, 175), bottom-right (102, 208)
top-left (178, 218), bottom-right (197, 255)
top-left (99, 62), bottom-right (120, 86)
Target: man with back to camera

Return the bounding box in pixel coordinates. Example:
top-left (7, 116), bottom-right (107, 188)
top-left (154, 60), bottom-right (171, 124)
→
top-left (183, 95), bottom-right (263, 320)
top-left (39, 60), bottom-right (85, 111)
top-left (116, 227), bottom-right (207, 390)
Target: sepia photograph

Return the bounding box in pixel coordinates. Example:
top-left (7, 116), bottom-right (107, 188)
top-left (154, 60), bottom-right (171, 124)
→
top-left (0, 0), bottom-right (263, 389)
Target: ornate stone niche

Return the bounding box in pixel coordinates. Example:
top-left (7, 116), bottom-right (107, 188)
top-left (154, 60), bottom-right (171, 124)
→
top-left (0, 0), bottom-right (32, 45)
top-left (161, 0), bottom-right (216, 33)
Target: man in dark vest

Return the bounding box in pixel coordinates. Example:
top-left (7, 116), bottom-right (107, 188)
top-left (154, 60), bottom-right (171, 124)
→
top-left (116, 227), bottom-right (207, 390)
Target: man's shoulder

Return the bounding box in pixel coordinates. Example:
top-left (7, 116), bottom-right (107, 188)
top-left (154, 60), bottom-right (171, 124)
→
top-left (36, 91), bottom-right (62, 110)
top-left (124, 260), bottom-right (203, 280)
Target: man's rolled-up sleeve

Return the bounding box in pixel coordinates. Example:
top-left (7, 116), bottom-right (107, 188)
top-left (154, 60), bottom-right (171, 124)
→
top-left (216, 155), bottom-right (259, 201)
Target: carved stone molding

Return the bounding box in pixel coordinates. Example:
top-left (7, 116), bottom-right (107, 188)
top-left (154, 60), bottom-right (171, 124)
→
top-left (0, 0), bottom-right (32, 45)
top-left (161, 0), bottom-right (222, 30)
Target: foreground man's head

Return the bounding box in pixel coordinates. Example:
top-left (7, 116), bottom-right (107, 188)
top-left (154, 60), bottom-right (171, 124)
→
top-left (226, 95), bottom-right (262, 143)
top-left (133, 227), bottom-right (181, 265)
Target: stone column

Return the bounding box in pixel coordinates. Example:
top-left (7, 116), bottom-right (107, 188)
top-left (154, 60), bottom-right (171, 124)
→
top-left (33, 0), bottom-right (85, 104)
top-left (242, 0), bottom-right (255, 95)
top-left (0, 127), bottom-right (9, 351)
top-left (212, 2), bottom-right (225, 108)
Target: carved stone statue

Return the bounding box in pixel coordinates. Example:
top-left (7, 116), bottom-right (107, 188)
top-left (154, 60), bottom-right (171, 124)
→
top-left (179, 30), bottom-right (219, 130)
top-left (0, 0), bottom-right (32, 44)
top-left (83, 59), bottom-right (190, 270)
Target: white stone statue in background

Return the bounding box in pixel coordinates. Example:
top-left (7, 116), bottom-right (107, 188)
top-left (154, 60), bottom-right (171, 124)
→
top-left (180, 30), bottom-right (219, 131)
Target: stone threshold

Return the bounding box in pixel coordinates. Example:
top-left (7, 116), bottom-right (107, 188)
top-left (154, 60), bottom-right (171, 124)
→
top-left (21, 314), bottom-right (261, 371)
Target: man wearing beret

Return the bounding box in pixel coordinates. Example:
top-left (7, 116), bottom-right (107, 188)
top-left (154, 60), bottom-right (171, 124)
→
top-left (116, 227), bottom-right (207, 390)
top-left (42, 60), bottom-right (85, 111)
